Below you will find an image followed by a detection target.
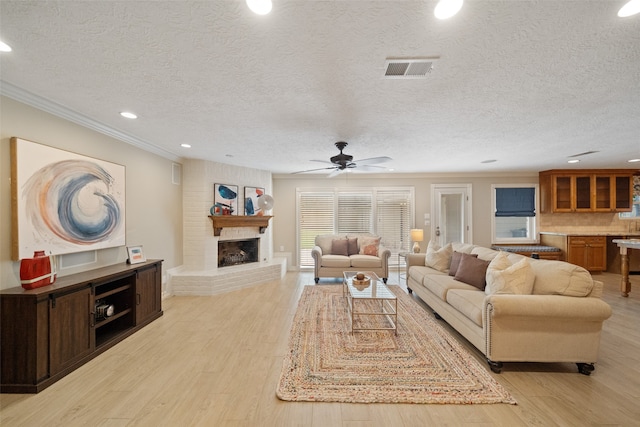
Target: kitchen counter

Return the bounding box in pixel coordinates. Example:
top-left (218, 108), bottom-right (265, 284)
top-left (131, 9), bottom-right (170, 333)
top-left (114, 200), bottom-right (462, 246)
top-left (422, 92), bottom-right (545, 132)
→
top-left (612, 239), bottom-right (640, 297)
top-left (540, 232), bottom-right (640, 274)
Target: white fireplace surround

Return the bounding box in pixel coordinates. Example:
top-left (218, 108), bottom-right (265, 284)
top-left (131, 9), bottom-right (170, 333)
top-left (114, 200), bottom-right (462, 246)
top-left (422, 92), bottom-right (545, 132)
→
top-left (167, 159), bottom-right (285, 296)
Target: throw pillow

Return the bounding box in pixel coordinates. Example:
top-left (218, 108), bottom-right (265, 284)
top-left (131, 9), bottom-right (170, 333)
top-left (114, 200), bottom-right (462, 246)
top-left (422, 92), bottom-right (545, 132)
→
top-left (448, 251), bottom-right (478, 276)
top-left (454, 253), bottom-right (490, 290)
top-left (331, 238), bottom-right (349, 256)
top-left (485, 251), bottom-right (535, 295)
top-left (358, 237), bottom-right (381, 256)
top-left (347, 237), bottom-right (359, 255)
top-left (425, 240), bottom-right (453, 272)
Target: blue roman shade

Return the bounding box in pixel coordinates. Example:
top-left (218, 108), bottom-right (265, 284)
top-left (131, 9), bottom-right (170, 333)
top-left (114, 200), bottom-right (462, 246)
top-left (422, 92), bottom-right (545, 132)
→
top-left (495, 188), bottom-right (536, 217)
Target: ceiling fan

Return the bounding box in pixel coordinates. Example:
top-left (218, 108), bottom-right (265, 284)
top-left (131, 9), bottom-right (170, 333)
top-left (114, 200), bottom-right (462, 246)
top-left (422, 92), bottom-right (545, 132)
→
top-left (293, 142), bottom-right (392, 178)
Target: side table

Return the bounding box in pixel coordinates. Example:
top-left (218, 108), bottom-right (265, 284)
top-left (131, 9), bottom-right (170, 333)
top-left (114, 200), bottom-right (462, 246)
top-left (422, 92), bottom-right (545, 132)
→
top-left (398, 251), bottom-right (409, 285)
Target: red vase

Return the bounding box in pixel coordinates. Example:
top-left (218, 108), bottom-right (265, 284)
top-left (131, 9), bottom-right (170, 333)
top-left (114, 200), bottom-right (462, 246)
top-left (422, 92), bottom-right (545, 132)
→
top-left (20, 251), bottom-right (57, 290)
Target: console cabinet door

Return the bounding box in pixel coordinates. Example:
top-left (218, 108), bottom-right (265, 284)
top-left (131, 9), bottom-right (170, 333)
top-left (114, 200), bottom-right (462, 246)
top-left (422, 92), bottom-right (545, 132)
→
top-left (135, 264), bottom-right (161, 325)
top-left (49, 287), bottom-right (93, 375)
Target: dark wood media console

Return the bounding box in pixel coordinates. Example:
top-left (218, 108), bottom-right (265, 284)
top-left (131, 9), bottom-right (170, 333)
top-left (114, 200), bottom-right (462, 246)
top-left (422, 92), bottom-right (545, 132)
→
top-left (1, 259), bottom-right (163, 393)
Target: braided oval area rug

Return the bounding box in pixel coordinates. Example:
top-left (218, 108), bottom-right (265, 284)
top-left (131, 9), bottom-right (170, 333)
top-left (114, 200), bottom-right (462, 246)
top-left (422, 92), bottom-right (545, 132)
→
top-left (276, 285), bottom-right (516, 404)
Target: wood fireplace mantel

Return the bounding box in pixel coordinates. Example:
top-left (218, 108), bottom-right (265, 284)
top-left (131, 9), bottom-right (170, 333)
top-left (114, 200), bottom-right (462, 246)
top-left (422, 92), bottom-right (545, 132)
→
top-left (208, 215), bottom-right (273, 236)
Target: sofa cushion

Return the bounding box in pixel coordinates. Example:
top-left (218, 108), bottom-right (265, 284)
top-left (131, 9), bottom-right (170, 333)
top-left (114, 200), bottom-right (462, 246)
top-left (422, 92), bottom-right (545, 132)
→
top-left (409, 265), bottom-right (444, 289)
top-left (529, 260), bottom-right (594, 296)
top-left (452, 242), bottom-right (476, 254)
top-left (321, 255), bottom-right (351, 268)
top-left (350, 254), bottom-right (382, 269)
top-left (425, 240), bottom-right (453, 272)
top-left (331, 238), bottom-right (349, 256)
top-left (454, 253), bottom-right (490, 290)
top-left (449, 251), bottom-right (478, 276)
top-left (347, 237), bottom-right (359, 255)
top-left (358, 236), bottom-right (381, 256)
top-left (447, 289), bottom-right (485, 327)
top-left (316, 234), bottom-right (340, 255)
top-left (470, 246), bottom-right (500, 262)
top-left (485, 251), bottom-right (535, 295)
top-left (421, 271), bottom-right (478, 301)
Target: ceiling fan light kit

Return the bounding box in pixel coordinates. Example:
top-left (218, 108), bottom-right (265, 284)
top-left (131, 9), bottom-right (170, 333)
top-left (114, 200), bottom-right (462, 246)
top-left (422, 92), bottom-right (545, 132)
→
top-left (293, 142), bottom-right (392, 177)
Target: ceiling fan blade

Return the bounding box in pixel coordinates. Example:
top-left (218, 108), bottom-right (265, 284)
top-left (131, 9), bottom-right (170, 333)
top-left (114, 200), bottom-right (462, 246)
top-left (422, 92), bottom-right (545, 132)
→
top-left (355, 156), bottom-right (392, 166)
top-left (291, 166), bottom-right (337, 174)
top-left (310, 159), bottom-right (335, 165)
top-left (356, 165), bottom-right (388, 172)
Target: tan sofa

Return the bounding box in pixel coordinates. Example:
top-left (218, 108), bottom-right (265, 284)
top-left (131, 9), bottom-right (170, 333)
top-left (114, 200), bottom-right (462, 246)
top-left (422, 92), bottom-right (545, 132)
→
top-left (312, 233), bottom-right (391, 283)
top-left (406, 242), bottom-right (612, 375)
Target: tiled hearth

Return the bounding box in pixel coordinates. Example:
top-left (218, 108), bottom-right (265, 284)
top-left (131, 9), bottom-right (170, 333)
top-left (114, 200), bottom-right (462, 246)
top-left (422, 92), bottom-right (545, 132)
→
top-left (168, 258), bottom-right (285, 296)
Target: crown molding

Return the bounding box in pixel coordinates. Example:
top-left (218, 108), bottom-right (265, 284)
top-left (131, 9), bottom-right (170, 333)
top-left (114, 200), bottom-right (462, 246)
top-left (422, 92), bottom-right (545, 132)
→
top-left (0, 81), bottom-right (182, 162)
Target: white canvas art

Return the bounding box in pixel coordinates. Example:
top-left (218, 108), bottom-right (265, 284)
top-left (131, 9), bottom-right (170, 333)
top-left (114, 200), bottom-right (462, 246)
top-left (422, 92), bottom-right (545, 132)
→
top-left (11, 137), bottom-right (126, 260)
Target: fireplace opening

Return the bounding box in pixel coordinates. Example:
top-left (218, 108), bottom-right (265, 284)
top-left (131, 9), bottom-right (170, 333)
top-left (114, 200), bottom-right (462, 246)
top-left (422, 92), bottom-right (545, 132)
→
top-left (218, 238), bottom-right (259, 268)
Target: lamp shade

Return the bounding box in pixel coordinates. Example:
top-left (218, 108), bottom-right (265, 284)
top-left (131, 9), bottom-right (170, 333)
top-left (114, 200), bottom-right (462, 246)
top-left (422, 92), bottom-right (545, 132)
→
top-left (410, 229), bottom-right (424, 253)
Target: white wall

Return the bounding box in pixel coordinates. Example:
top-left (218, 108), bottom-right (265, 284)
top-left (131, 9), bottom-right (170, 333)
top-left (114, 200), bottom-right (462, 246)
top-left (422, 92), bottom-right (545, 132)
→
top-left (0, 96), bottom-right (183, 290)
top-left (272, 172), bottom-right (538, 268)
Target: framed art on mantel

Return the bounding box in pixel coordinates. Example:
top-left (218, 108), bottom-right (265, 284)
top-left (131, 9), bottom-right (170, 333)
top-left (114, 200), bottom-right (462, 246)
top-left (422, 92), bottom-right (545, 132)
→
top-left (244, 186), bottom-right (265, 216)
top-left (213, 183), bottom-right (239, 215)
top-left (10, 137), bottom-right (126, 260)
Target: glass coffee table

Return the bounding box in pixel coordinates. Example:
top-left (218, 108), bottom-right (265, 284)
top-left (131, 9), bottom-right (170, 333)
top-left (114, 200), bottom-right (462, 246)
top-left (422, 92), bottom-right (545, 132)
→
top-left (343, 271), bottom-right (397, 335)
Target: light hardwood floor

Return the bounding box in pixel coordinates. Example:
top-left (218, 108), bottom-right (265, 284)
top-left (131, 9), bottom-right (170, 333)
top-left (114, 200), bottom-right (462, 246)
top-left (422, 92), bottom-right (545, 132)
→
top-left (1, 271), bottom-right (640, 426)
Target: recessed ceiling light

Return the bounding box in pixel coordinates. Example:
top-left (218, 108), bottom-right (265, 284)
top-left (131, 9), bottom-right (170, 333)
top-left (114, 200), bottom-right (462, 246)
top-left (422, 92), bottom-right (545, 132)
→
top-left (434, 0), bottom-right (463, 20)
top-left (225, 154), bottom-right (234, 158)
top-left (568, 159), bottom-right (580, 164)
top-left (120, 112), bottom-right (137, 119)
top-left (618, 0), bottom-right (640, 17)
top-left (181, 143), bottom-right (191, 148)
top-left (246, 0), bottom-right (272, 15)
top-left (628, 158), bottom-right (640, 163)
top-left (0, 41), bottom-right (12, 52)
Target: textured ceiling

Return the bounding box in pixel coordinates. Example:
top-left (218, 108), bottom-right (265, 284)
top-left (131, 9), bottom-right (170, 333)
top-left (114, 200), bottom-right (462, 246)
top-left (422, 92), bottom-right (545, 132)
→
top-left (0, 0), bottom-right (639, 175)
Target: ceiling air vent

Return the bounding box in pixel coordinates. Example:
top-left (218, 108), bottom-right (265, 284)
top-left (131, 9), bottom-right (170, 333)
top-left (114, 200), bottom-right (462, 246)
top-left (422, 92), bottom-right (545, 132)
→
top-left (384, 58), bottom-right (439, 79)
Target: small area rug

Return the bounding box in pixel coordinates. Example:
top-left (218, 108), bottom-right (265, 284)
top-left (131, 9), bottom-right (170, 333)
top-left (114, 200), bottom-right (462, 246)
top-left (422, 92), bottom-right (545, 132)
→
top-left (276, 285), bottom-right (516, 404)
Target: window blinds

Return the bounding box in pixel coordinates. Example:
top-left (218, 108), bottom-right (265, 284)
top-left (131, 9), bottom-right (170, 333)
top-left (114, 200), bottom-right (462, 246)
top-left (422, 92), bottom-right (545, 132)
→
top-left (495, 187), bottom-right (536, 217)
top-left (337, 192), bottom-right (372, 234)
top-left (297, 188), bottom-right (414, 267)
top-left (297, 192), bottom-right (335, 267)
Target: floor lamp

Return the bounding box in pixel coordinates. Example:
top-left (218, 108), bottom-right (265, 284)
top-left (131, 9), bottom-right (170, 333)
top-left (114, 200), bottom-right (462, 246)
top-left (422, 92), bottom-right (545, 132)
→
top-left (411, 229), bottom-right (424, 253)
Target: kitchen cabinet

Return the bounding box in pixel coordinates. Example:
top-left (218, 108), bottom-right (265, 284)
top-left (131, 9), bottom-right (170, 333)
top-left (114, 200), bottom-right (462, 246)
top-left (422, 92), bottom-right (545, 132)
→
top-left (539, 169), bottom-right (636, 213)
top-left (567, 236), bottom-right (607, 272)
top-left (1, 260), bottom-right (162, 393)
top-left (540, 233), bottom-right (607, 271)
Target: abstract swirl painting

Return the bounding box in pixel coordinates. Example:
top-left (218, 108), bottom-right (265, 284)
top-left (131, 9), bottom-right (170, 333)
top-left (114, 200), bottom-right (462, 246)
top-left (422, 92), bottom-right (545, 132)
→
top-left (11, 138), bottom-right (126, 260)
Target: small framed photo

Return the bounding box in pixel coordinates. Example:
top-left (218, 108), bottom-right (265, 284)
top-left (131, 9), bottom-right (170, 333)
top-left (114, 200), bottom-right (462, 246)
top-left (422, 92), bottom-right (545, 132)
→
top-left (127, 245), bottom-right (146, 264)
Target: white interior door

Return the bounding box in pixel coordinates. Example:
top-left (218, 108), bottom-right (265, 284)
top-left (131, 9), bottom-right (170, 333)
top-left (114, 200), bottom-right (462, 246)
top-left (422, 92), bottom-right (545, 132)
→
top-left (431, 184), bottom-right (472, 246)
